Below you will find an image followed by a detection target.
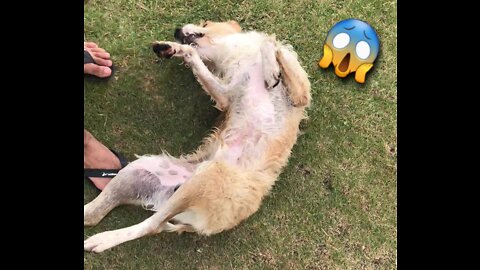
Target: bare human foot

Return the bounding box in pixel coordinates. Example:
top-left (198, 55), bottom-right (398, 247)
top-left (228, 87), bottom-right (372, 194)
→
top-left (84, 129), bottom-right (122, 190)
top-left (84, 42), bottom-right (113, 78)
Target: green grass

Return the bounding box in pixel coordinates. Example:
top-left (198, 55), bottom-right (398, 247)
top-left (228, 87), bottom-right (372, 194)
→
top-left (84, 0), bottom-right (397, 269)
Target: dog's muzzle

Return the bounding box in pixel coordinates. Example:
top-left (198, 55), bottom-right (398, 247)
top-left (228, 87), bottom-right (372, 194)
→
top-left (174, 28), bottom-right (204, 45)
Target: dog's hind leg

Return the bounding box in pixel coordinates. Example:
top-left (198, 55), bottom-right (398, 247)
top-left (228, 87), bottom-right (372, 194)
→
top-left (84, 177), bottom-right (196, 253)
top-left (84, 186), bottom-right (122, 227)
top-left (84, 211), bottom-right (172, 253)
top-left (84, 161), bottom-right (264, 253)
top-left (276, 45), bottom-right (311, 107)
top-left (83, 169), bottom-right (162, 226)
top-left (84, 170), bottom-right (138, 226)
top-left (163, 222), bottom-right (195, 234)
top-left (84, 155), bottom-right (195, 226)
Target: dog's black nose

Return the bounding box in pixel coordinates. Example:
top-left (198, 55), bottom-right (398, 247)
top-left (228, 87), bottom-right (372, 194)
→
top-left (152, 43), bottom-right (163, 54)
top-left (174, 28), bottom-right (184, 41)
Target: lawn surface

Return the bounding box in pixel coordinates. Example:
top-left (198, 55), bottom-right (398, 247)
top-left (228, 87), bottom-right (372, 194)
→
top-left (84, 0), bottom-right (397, 269)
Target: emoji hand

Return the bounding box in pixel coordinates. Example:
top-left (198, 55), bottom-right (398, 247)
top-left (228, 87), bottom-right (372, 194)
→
top-left (319, 45), bottom-right (333, 68)
top-left (354, 63), bottom-right (373, 84)
top-left (319, 19), bottom-right (379, 84)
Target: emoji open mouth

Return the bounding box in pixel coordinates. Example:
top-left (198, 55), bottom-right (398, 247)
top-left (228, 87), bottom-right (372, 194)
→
top-left (339, 53), bottom-right (350, 73)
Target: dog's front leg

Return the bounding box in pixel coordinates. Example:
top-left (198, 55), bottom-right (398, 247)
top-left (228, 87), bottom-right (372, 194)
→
top-left (276, 47), bottom-right (311, 108)
top-left (153, 42), bottom-right (231, 111)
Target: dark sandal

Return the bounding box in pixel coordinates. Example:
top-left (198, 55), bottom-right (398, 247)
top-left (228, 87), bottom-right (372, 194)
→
top-left (84, 50), bottom-right (115, 82)
top-left (84, 148), bottom-right (129, 180)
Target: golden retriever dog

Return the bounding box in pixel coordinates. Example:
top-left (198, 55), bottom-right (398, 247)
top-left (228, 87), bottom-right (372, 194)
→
top-left (84, 20), bottom-right (311, 253)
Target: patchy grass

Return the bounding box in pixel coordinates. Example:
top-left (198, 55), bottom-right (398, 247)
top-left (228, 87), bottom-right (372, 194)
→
top-left (84, 0), bottom-right (397, 269)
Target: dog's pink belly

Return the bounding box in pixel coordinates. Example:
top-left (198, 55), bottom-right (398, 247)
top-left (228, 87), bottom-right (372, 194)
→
top-left (246, 65), bottom-right (277, 123)
top-left (218, 120), bottom-right (268, 167)
top-left (217, 103), bottom-right (275, 167)
top-left (218, 68), bottom-right (276, 166)
top-left (121, 156), bottom-right (196, 186)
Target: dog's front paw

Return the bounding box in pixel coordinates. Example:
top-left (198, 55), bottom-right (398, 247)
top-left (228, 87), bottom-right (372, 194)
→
top-left (289, 92), bottom-right (311, 107)
top-left (152, 42), bottom-right (176, 59)
top-left (152, 41), bottom-right (195, 60)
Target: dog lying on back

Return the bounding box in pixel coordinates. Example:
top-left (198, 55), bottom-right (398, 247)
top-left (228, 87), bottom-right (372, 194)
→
top-left (84, 20), bottom-right (311, 253)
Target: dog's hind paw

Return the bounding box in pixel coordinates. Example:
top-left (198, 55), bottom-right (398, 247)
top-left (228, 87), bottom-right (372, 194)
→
top-left (84, 231), bottom-right (121, 253)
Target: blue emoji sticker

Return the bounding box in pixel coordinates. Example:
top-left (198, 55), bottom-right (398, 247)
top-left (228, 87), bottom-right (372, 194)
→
top-left (319, 19), bottom-right (380, 84)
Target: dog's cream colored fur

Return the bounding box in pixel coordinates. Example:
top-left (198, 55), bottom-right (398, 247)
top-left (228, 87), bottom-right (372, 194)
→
top-left (84, 21), bottom-right (311, 253)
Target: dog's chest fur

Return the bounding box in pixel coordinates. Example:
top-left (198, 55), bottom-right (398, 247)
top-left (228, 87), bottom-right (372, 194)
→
top-left (206, 33), bottom-right (291, 168)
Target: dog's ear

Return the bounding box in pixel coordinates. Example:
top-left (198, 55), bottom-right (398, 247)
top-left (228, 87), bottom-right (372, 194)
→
top-left (227, 20), bottom-right (242, 32)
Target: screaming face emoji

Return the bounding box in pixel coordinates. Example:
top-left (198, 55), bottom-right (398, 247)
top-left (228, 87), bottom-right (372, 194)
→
top-left (319, 19), bottom-right (380, 84)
